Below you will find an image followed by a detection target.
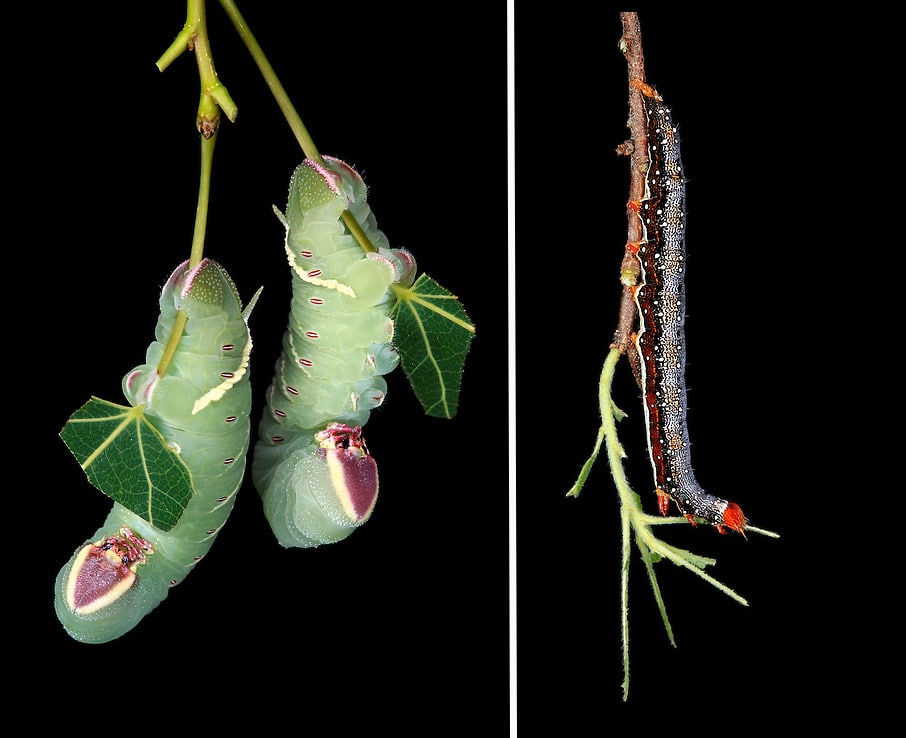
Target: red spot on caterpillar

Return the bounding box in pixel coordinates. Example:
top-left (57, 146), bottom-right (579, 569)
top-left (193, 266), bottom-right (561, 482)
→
top-left (271, 435), bottom-right (285, 443)
top-left (285, 386), bottom-right (299, 395)
top-left (298, 358), bottom-right (314, 367)
top-left (220, 372), bottom-right (235, 379)
top-left (274, 409), bottom-right (286, 418)
top-left (305, 331), bottom-right (319, 339)
top-left (721, 503), bottom-right (747, 537)
top-left (309, 297), bottom-right (324, 305)
top-left (299, 250), bottom-right (313, 258)
top-left (225, 416), bottom-right (237, 423)
top-left (223, 458), bottom-right (236, 465)
top-left (307, 269), bottom-right (322, 278)
top-left (221, 344), bottom-right (235, 352)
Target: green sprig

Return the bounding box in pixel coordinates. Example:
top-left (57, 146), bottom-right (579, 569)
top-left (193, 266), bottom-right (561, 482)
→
top-left (568, 347), bottom-right (779, 701)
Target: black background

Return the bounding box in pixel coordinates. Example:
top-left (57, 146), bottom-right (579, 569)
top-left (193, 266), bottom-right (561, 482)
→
top-left (10, 2), bottom-right (894, 732)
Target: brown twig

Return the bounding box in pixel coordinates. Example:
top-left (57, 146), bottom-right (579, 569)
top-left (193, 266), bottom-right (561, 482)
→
top-left (611, 12), bottom-right (649, 390)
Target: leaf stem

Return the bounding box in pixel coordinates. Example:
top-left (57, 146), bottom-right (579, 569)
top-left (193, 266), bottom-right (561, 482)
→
top-left (157, 24), bottom-right (194, 72)
top-left (620, 492), bottom-right (631, 700)
top-left (216, 0), bottom-right (319, 160)
top-left (216, 0), bottom-right (381, 256)
top-left (156, 104), bottom-right (219, 379)
top-left (190, 131), bottom-right (216, 268)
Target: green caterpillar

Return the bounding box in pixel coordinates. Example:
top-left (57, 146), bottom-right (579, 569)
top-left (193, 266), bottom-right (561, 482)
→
top-left (54, 259), bottom-right (255, 643)
top-left (252, 156), bottom-right (415, 548)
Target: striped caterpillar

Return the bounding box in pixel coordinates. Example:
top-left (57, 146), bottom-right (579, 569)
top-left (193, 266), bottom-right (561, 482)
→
top-left (54, 259), bottom-right (256, 643)
top-left (252, 156), bottom-right (415, 548)
top-left (631, 82), bottom-right (746, 535)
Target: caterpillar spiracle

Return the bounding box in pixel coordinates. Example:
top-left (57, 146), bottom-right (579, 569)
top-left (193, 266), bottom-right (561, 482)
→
top-left (252, 156), bottom-right (415, 548)
top-left (54, 259), bottom-right (256, 643)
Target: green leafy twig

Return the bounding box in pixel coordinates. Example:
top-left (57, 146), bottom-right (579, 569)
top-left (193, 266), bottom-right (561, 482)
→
top-left (568, 347), bottom-right (778, 700)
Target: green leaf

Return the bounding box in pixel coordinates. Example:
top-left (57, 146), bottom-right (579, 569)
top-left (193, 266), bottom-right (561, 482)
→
top-left (59, 397), bottom-right (194, 531)
top-left (392, 273), bottom-right (475, 419)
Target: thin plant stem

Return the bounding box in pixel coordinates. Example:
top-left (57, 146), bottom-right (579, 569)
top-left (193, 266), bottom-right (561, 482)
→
top-left (215, 0), bottom-right (378, 253)
top-left (156, 131), bottom-right (218, 379)
top-left (216, 0), bottom-right (318, 160)
top-left (570, 345), bottom-right (776, 700)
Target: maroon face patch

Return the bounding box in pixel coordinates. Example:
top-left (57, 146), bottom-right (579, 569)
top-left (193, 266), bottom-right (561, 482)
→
top-left (65, 528), bottom-right (154, 614)
top-left (317, 423), bottom-right (378, 523)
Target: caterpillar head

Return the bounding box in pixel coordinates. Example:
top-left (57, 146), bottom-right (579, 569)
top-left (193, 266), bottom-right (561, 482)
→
top-left (64, 527), bottom-right (154, 616)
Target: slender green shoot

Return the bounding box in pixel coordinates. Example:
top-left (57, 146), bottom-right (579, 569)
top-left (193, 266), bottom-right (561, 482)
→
top-left (568, 347), bottom-right (778, 700)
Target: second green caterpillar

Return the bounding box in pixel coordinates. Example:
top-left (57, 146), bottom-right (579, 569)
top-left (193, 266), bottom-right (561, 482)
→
top-left (252, 157), bottom-right (415, 548)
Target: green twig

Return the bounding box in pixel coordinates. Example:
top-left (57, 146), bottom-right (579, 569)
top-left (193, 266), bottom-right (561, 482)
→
top-left (216, 0), bottom-right (318, 160)
top-left (156, 124), bottom-right (218, 381)
top-left (568, 347), bottom-right (778, 700)
top-left (216, 0), bottom-right (379, 255)
top-left (619, 493), bottom-right (631, 700)
top-left (156, 0), bottom-right (238, 132)
top-left (189, 132), bottom-right (216, 268)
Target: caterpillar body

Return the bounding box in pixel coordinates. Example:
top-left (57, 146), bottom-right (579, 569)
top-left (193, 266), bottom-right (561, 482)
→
top-left (252, 157), bottom-right (415, 548)
top-left (54, 259), bottom-right (256, 643)
top-left (632, 83), bottom-right (746, 535)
